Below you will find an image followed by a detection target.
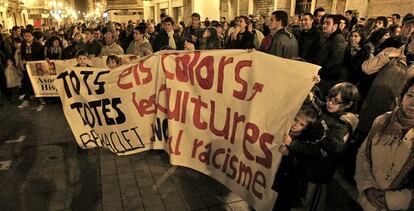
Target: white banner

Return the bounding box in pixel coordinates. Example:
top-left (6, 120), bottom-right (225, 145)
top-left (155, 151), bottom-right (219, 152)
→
top-left (26, 55), bottom-right (138, 97)
top-left (54, 50), bottom-right (319, 210)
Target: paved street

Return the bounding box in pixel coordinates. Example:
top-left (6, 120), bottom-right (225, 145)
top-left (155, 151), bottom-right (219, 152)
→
top-left (0, 100), bottom-right (363, 211)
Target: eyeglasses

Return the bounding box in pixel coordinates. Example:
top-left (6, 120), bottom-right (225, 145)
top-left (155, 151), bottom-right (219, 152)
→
top-left (326, 97), bottom-right (345, 105)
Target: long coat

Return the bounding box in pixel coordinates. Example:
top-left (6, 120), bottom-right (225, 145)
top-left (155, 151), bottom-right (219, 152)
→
top-left (357, 46), bottom-right (414, 134)
top-left (298, 26), bottom-right (325, 64)
top-left (356, 111), bottom-right (414, 211)
top-left (266, 27), bottom-right (298, 59)
top-left (315, 30), bottom-right (347, 83)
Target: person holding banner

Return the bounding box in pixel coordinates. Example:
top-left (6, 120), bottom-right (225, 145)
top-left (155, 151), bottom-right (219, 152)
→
top-left (75, 50), bottom-right (91, 67)
top-left (106, 55), bottom-right (122, 69)
top-left (274, 105), bottom-right (319, 210)
top-left (18, 30), bottom-right (45, 108)
top-left (283, 82), bottom-right (359, 211)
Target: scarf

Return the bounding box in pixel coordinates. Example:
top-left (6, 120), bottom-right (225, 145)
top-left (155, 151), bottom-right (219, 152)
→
top-left (350, 45), bottom-right (360, 56)
top-left (167, 30), bottom-right (176, 50)
top-left (374, 108), bottom-right (414, 145)
top-left (289, 130), bottom-right (302, 139)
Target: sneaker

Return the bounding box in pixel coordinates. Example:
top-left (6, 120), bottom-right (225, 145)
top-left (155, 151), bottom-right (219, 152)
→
top-left (39, 98), bottom-right (46, 105)
top-left (18, 94), bottom-right (25, 100)
top-left (18, 100), bottom-right (29, 108)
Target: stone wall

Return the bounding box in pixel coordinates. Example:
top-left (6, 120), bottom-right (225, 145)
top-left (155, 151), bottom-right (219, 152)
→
top-left (345, 0), bottom-right (368, 17)
top-left (253, 0), bottom-right (274, 16)
top-left (277, 0), bottom-right (291, 13)
top-left (315, 0), bottom-right (332, 13)
top-left (368, 0), bottom-right (414, 17)
top-left (106, 0), bottom-right (142, 7)
top-left (182, 0), bottom-right (192, 24)
top-left (335, 0), bottom-right (346, 14)
top-left (239, 0), bottom-right (249, 15)
top-left (220, 0), bottom-right (228, 19)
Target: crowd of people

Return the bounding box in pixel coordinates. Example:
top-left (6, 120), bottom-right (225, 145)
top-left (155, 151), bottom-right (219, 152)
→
top-left (0, 6), bottom-right (414, 211)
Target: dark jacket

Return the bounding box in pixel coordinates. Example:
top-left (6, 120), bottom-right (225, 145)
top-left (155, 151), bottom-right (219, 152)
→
top-left (267, 27), bottom-right (298, 59)
top-left (343, 45), bottom-right (370, 85)
top-left (315, 30), bottom-right (347, 82)
top-left (120, 31), bottom-right (134, 53)
top-left (290, 110), bottom-right (352, 184)
top-left (182, 25), bottom-right (204, 49)
top-left (226, 30), bottom-right (254, 49)
top-left (288, 24), bottom-right (301, 40)
top-left (21, 40), bottom-right (44, 61)
top-left (262, 24), bottom-right (270, 37)
top-left (375, 36), bottom-right (407, 55)
top-left (148, 31), bottom-right (159, 46)
top-left (62, 42), bottom-right (86, 59)
top-left (85, 39), bottom-right (103, 57)
top-left (298, 26), bottom-right (325, 63)
top-left (152, 30), bottom-right (184, 52)
top-left (44, 47), bottom-right (63, 60)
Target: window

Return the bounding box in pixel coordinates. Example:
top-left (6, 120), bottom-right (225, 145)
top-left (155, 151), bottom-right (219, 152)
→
top-left (173, 7), bottom-right (183, 23)
top-left (160, 8), bottom-right (168, 16)
top-left (295, 0), bottom-right (312, 15)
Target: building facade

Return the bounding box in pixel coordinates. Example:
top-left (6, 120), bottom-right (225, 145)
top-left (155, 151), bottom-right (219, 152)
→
top-left (84, 0), bottom-right (413, 25)
top-left (0, 0), bottom-right (28, 29)
top-left (0, 0), bottom-right (76, 29)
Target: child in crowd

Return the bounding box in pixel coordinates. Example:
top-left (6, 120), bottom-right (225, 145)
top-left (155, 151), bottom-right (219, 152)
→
top-left (74, 49), bottom-right (91, 154)
top-left (282, 82), bottom-right (359, 211)
top-left (106, 55), bottom-right (122, 69)
top-left (273, 105), bottom-right (319, 210)
top-left (4, 58), bottom-right (22, 102)
top-left (75, 50), bottom-right (91, 67)
top-left (12, 38), bottom-right (24, 77)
